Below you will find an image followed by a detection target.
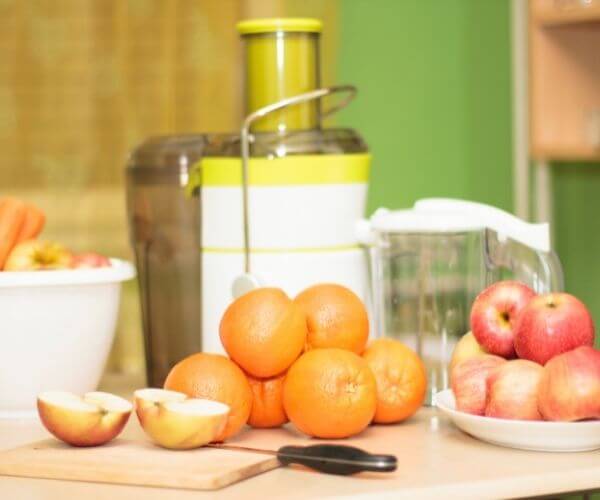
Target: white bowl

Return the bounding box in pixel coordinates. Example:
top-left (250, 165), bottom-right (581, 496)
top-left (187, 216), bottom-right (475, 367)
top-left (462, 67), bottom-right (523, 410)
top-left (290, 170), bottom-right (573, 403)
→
top-left (0, 259), bottom-right (135, 418)
top-left (435, 389), bottom-right (600, 452)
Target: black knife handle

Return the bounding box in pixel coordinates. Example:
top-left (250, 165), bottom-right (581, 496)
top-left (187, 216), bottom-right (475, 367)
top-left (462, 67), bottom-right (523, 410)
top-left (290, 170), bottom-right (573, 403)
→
top-left (277, 444), bottom-right (397, 475)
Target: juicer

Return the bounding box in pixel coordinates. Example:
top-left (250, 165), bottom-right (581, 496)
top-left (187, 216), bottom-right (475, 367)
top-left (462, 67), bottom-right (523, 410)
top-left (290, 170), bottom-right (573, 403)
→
top-left (197, 19), bottom-right (371, 353)
top-left (126, 19), bottom-right (371, 383)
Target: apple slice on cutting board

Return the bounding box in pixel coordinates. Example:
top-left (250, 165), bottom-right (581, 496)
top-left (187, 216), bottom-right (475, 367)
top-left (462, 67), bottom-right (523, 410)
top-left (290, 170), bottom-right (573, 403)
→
top-left (134, 388), bottom-right (230, 450)
top-left (37, 391), bottom-right (132, 447)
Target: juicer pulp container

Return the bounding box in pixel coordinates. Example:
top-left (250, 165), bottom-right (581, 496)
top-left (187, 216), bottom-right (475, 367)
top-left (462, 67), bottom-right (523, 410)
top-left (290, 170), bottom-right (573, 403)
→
top-left (126, 135), bottom-right (204, 387)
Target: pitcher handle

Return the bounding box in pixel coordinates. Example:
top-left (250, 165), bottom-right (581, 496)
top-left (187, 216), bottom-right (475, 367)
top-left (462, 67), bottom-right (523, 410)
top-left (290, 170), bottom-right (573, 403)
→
top-left (533, 248), bottom-right (564, 292)
top-left (483, 228), bottom-right (564, 293)
top-left (414, 198), bottom-right (551, 252)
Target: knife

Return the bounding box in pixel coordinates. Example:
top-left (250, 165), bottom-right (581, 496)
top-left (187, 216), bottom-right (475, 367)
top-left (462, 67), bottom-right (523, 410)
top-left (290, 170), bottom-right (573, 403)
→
top-left (207, 443), bottom-right (397, 475)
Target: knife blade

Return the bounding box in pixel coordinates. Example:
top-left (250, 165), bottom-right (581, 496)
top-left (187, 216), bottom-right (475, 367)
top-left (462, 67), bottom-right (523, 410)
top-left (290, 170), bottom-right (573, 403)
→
top-left (207, 443), bottom-right (397, 475)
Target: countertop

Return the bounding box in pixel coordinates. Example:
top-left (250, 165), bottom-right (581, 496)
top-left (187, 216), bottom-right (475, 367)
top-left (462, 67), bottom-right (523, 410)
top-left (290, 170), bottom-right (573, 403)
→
top-left (1, 375), bottom-right (599, 500)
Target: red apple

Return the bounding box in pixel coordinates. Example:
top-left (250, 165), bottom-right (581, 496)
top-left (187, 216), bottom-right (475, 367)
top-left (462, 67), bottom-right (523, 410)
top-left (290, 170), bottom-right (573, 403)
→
top-left (470, 280), bottom-right (536, 358)
top-left (38, 391), bottom-right (132, 447)
top-left (485, 359), bottom-right (543, 420)
top-left (514, 293), bottom-right (594, 365)
top-left (450, 354), bottom-right (506, 415)
top-left (71, 252), bottom-right (111, 269)
top-left (538, 346), bottom-right (600, 421)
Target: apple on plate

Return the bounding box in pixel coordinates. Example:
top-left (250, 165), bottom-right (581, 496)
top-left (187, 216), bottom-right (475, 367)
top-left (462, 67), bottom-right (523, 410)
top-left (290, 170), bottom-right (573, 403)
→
top-left (449, 331), bottom-right (487, 375)
top-left (4, 240), bottom-right (73, 271)
top-left (71, 252), bottom-right (111, 269)
top-left (450, 354), bottom-right (506, 415)
top-left (514, 293), bottom-right (595, 365)
top-left (37, 391), bottom-right (132, 447)
top-left (470, 281), bottom-right (536, 358)
top-left (134, 388), bottom-right (229, 450)
top-left (538, 346), bottom-right (600, 421)
top-left (485, 359), bottom-right (543, 420)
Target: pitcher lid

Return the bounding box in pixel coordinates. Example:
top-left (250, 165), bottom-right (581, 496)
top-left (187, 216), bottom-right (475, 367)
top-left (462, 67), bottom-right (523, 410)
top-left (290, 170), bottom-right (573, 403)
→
top-left (366, 208), bottom-right (483, 233)
top-left (358, 198), bottom-right (551, 253)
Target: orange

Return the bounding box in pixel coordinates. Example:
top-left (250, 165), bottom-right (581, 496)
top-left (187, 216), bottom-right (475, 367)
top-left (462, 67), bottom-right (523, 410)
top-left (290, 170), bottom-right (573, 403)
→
top-left (219, 288), bottom-right (307, 378)
top-left (164, 353), bottom-right (252, 441)
top-left (283, 348), bottom-right (377, 438)
top-left (247, 373), bottom-right (288, 428)
top-left (294, 283), bottom-right (369, 354)
top-left (362, 338), bottom-right (427, 424)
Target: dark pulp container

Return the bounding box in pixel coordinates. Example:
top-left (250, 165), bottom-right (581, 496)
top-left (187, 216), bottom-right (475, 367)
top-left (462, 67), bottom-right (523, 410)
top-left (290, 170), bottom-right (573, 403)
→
top-left (125, 135), bottom-right (205, 387)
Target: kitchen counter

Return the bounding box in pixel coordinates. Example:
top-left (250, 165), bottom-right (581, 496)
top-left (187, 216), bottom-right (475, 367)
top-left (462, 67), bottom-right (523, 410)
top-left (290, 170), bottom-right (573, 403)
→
top-left (1, 375), bottom-right (599, 500)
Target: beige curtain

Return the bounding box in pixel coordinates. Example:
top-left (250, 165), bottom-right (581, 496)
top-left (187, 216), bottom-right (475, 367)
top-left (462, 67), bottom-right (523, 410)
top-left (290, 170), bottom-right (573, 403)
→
top-left (0, 0), bottom-right (338, 377)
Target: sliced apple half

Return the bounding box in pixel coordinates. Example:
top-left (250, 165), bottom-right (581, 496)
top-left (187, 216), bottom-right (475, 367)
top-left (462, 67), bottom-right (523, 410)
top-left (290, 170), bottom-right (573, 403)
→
top-left (134, 388), bottom-right (230, 450)
top-left (37, 391), bottom-right (132, 447)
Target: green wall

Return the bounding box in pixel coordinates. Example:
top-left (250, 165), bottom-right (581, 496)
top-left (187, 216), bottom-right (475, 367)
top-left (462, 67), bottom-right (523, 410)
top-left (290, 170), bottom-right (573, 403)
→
top-left (337, 0), bottom-right (512, 213)
top-left (554, 163), bottom-right (600, 342)
top-left (337, 0), bottom-right (600, 346)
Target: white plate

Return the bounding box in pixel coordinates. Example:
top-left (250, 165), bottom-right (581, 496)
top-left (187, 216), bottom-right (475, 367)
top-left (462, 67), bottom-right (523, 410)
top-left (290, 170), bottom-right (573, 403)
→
top-left (435, 389), bottom-right (600, 452)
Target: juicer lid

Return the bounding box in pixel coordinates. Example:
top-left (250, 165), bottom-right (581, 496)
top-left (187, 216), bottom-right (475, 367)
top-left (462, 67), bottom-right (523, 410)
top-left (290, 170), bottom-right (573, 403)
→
top-left (357, 198), bottom-right (551, 253)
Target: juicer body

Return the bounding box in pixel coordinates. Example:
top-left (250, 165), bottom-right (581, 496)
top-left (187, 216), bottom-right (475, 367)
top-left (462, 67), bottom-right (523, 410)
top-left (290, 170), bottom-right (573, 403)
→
top-left (198, 131), bottom-right (371, 353)
top-left (203, 249), bottom-right (368, 353)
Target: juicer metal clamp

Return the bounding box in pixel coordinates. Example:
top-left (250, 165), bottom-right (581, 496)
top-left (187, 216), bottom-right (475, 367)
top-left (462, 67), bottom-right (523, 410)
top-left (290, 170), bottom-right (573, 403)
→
top-left (232, 85), bottom-right (357, 298)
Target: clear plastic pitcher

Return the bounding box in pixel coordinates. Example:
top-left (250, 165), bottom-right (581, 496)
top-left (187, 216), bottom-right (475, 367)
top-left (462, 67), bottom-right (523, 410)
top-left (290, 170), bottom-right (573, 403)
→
top-left (357, 199), bottom-right (563, 404)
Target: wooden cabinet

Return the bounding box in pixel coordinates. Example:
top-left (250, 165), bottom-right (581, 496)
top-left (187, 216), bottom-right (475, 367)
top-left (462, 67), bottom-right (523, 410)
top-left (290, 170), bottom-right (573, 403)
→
top-left (529, 0), bottom-right (600, 161)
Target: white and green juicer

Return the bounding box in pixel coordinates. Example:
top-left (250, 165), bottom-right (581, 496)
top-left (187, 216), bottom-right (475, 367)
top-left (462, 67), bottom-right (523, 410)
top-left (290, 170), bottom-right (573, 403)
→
top-left (127, 17), bottom-right (371, 381)
top-left (196, 18), bottom-right (372, 353)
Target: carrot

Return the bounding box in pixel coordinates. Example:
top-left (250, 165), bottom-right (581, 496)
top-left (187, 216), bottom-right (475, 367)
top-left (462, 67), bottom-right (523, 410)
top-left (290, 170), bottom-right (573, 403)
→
top-left (16, 202), bottom-right (46, 243)
top-left (0, 197), bottom-right (27, 270)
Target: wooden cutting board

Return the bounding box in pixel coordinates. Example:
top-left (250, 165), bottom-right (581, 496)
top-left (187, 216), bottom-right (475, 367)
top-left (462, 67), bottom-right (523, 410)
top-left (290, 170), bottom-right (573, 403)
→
top-left (0, 438), bottom-right (280, 491)
top-left (0, 415), bottom-right (411, 490)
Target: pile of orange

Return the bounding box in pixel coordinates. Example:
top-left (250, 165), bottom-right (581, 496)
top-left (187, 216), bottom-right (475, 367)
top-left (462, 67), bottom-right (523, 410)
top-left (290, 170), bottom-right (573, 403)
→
top-left (164, 283), bottom-right (427, 441)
